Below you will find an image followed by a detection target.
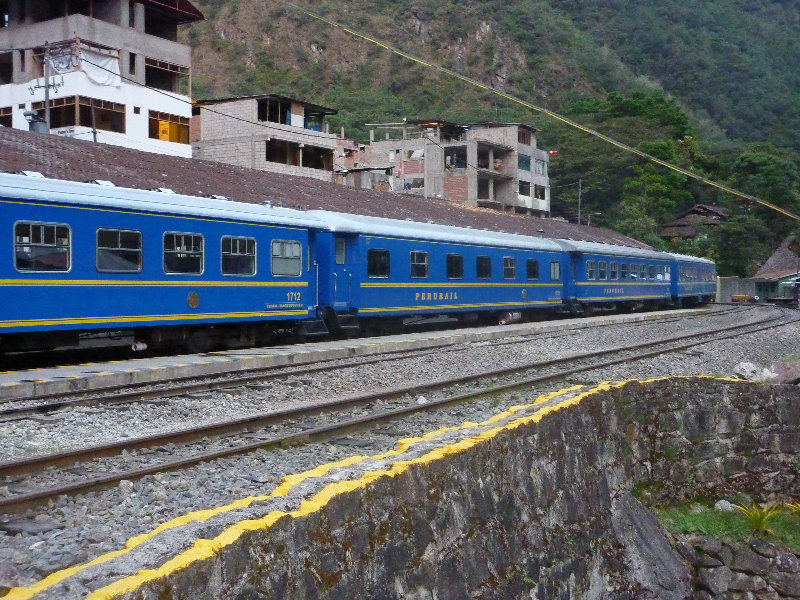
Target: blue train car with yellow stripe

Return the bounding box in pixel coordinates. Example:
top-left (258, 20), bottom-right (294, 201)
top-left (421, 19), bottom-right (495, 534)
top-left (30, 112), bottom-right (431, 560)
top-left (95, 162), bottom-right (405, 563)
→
top-left (558, 240), bottom-right (674, 314)
top-left (1, 172), bottom-right (323, 353)
top-left (668, 252), bottom-right (716, 306)
top-left (0, 172), bottom-right (718, 356)
top-left (307, 211), bottom-right (567, 332)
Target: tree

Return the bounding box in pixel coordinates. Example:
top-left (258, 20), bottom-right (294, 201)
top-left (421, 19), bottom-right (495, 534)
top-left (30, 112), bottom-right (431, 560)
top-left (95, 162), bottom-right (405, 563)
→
top-left (709, 214), bottom-right (769, 277)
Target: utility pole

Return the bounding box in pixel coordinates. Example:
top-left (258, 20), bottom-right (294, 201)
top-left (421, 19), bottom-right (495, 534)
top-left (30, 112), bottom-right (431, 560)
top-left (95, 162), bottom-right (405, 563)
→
top-left (43, 42), bottom-right (51, 131)
top-left (577, 178), bottom-right (582, 225)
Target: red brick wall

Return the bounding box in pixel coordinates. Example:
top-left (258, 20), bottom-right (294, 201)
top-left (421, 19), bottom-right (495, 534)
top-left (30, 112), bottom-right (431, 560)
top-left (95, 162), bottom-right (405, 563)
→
top-left (443, 174), bottom-right (469, 201)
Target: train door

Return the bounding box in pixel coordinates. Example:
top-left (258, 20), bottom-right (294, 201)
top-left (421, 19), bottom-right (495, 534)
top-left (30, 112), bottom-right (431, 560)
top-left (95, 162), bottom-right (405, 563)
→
top-left (332, 235), bottom-right (353, 308)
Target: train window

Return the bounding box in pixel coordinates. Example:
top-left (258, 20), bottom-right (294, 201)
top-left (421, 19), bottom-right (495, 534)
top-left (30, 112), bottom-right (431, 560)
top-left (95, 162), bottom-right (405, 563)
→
top-left (550, 261), bottom-right (561, 281)
top-left (14, 222), bottom-right (71, 272)
top-left (656, 265), bottom-right (665, 281)
top-left (164, 233), bottom-right (203, 274)
top-left (96, 228), bottom-right (142, 273)
top-left (649, 265), bottom-right (657, 280)
top-left (526, 259), bottom-right (539, 281)
top-left (503, 257), bottom-right (516, 280)
top-left (665, 266), bottom-right (671, 281)
top-left (335, 237), bottom-right (346, 265)
top-left (610, 262), bottom-right (618, 280)
top-left (598, 261), bottom-right (607, 280)
top-left (630, 263), bottom-right (638, 279)
top-left (367, 249), bottom-right (390, 278)
top-left (586, 260), bottom-right (595, 280)
top-left (620, 263), bottom-right (629, 280)
top-left (476, 256), bottom-right (491, 279)
top-left (410, 251), bottom-right (429, 278)
top-left (446, 254), bottom-right (463, 279)
top-left (639, 264), bottom-right (647, 280)
top-left (221, 236), bottom-right (256, 276)
top-left (271, 240), bottom-right (302, 276)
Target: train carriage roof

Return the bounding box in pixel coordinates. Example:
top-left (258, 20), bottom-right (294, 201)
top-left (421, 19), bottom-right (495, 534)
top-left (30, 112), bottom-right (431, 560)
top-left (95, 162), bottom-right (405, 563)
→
top-left (665, 252), bottom-right (716, 265)
top-left (0, 172), bottom-right (326, 230)
top-left (555, 239), bottom-right (673, 261)
top-left (307, 210), bottom-right (565, 252)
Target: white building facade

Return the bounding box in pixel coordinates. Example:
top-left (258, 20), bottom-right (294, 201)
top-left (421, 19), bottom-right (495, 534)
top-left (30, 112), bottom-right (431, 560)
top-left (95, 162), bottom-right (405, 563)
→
top-left (0, 0), bottom-right (202, 157)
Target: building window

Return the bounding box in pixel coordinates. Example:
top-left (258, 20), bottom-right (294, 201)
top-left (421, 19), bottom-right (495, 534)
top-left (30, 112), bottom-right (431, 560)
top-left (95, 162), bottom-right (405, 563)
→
top-left (518, 180), bottom-right (531, 196)
top-left (598, 261), bottom-right (607, 280)
top-left (14, 222), bottom-right (70, 272)
top-left (367, 248), bottom-right (390, 278)
top-left (257, 97), bottom-right (291, 125)
top-left (0, 105), bottom-right (11, 127)
top-left (526, 259), bottom-right (539, 281)
top-left (518, 129), bottom-right (531, 145)
top-left (96, 228), bottom-right (142, 272)
top-left (476, 255), bottom-right (491, 279)
top-left (149, 110), bottom-right (189, 144)
top-left (221, 236), bottom-right (256, 276)
top-left (164, 232), bottom-right (203, 274)
top-left (586, 260), bottom-right (595, 280)
top-left (550, 261), bottom-right (561, 281)
top-left (410, 251), bottom-right (429, 278)
top-left (518, 154), bottom-right (531, 171)
top-left (129, 52), bottom-right (136, 75)
top-left (503, 257), bottom-right (516, 280)
top-left (534, 159), bottom-right (546, 176)
top-left (446, 254), bottom-right (463, 279)
top-left (271, 240), bottom-right (302, 276)
top-left (33, 96), bottom-right (126, 133)
top-left (534, 185), bottom-right (546, 200)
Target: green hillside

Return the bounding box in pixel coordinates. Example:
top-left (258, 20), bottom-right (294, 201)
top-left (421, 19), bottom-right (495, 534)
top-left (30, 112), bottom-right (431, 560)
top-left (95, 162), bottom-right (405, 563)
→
top-left (184, 0), bottom-right (800, 276)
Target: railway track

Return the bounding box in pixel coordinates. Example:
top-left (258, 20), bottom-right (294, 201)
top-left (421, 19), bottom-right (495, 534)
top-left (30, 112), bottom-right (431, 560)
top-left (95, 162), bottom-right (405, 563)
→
top-left (0, 304), bottom-right (750, 421)
top-left (0, 305), bottom-right (791, 515)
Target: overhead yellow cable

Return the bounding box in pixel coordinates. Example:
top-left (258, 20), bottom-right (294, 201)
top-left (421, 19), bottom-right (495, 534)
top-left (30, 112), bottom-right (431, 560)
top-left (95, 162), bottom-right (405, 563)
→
top-left (284, 2), bottom-right (800, 221)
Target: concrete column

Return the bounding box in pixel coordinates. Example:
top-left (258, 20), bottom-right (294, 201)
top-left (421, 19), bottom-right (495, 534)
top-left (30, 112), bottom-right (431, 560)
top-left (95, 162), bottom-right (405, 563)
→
top-left (134, 2), bottom-right (145, 33)
top-left (118, 0), bottom-right (129, 27)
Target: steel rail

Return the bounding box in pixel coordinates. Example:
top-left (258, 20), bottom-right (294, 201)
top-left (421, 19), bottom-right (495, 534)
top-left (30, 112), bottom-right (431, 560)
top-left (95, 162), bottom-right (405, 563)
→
top-left (0, 305), bottom-right (745, 419)
top-left (0, 310), bottom-right (791, 514)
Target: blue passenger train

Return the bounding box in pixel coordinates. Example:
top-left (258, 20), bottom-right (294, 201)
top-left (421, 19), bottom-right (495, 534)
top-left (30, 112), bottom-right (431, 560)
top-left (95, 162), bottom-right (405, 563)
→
top-left (0, 172), bottom-right (716, 355)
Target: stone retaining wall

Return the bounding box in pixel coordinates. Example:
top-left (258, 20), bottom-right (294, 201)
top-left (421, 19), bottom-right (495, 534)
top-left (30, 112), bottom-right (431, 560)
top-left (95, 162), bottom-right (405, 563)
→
top-left (29, 378), bottom-right (800, 599)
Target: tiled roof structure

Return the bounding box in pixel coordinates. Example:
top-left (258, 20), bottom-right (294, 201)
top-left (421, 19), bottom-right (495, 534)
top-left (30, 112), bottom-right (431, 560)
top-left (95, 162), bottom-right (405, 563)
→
top-left (660, 204), bottom-right (729, 239)
top-left (752, 235), bottom-right (800, 281)
top-left (0, 127), bottom-right (648, 248)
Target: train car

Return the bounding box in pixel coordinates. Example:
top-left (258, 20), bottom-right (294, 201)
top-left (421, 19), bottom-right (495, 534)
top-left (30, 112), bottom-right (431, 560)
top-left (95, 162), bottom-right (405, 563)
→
top-left (0, 172), bottom-right (326, 354)
top-left (668, 252), bottom-right (716, 305)
top-left (558, 240), bottom-right (674, 314)
top-left (307, 211), bottom-right (568, 333)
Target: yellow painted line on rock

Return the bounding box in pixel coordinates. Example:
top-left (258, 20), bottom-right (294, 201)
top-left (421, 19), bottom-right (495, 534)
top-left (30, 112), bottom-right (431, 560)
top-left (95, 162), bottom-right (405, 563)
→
top-left (4, 385), bottom-right (591, 600)
top-left (8, 377), bottom-right (743, 600)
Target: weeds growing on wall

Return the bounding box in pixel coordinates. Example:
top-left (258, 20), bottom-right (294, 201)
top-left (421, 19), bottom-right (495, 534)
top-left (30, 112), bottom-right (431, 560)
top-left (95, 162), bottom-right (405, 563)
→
top-left (656, 503), bottom-right (800, 552)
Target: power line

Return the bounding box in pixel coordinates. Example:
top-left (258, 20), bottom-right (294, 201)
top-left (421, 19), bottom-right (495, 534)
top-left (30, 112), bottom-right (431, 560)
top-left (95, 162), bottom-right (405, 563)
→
top-left (283, 1), bottom-right (800, 222)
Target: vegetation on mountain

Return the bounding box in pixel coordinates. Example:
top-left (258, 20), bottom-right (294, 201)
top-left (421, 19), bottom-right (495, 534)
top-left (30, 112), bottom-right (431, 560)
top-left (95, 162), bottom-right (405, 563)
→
top-left (185, 0), bottom-right (800, 276)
